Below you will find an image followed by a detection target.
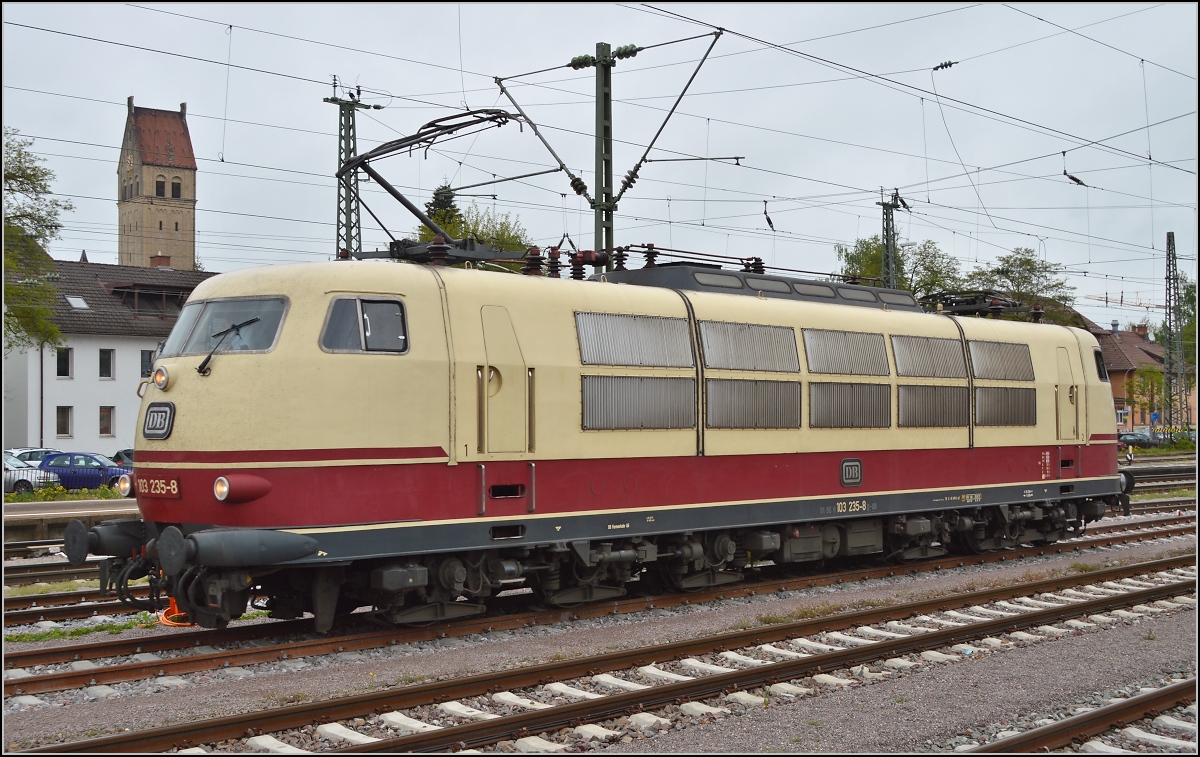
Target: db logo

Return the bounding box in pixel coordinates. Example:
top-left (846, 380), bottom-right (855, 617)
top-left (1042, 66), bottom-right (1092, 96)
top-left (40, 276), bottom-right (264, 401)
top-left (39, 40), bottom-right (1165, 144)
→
top-left (143, 402), bottom-right (175, 440)
top-left (841, 458), bottom-right (862, 487)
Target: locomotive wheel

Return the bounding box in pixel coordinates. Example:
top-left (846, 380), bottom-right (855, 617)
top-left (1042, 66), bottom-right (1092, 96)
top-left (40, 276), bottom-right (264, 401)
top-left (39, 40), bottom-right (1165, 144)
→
top-left (951, 530), bottom-right (986, 555)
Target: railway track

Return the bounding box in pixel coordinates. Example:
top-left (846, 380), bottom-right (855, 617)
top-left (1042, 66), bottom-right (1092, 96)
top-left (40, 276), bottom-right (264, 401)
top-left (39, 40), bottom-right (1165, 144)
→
top-left (967, 678), bottom-right (1197, 752)
top-left (3, 507), bottom-right (1195, 627)
top-left (4, 512), bottom-right (1196, 696)
top-left (15, 557), bottom-right (1195, 753)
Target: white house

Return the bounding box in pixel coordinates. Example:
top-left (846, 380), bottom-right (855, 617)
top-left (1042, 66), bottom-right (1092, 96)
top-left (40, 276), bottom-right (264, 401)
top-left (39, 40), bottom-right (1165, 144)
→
top-left (3, 257), bottom-right (215, 455)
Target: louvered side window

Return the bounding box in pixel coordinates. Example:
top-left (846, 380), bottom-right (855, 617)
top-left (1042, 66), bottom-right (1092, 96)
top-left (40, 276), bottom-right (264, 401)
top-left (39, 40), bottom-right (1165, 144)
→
top-left (809, 383), bottom-right (891, 428)
top-left (575, 313), bottom-right (694, 367)
top-left (802, 329), bottom-right (890, 375)
top-left (969, 341), bottom-right (1035, 381)
top-left (975, 387), bottom-right (1037, 426)
top-left (582, 376), bottom-right (695, 429)
top-left (891, 335), bottom-right (967, 378)
top-left (700, 321), bottom-right (799, 372)
top-left (706, 379), bottom-right (801, 428)
top-left (898, 385), bottom-right (969, 427)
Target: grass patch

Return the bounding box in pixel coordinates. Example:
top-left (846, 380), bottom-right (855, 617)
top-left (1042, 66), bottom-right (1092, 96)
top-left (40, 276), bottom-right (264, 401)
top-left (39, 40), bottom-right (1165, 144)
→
top-left (757, 600), bottom-right (846, 625)
top-left (4, 485), bottom-right (127, 504)
top-left (3, 576), bottom-right (148, 598)
top-left (1132, 487), bottom-right (1196, 503)
top-left (267, 692), bottom-right (314, 706)
top-left (401, 674), bottom-right (426, 684)
top-left (4, 611), bottom-right (158, 642)
top-left (1068, 562), bottom-right (1105, 573)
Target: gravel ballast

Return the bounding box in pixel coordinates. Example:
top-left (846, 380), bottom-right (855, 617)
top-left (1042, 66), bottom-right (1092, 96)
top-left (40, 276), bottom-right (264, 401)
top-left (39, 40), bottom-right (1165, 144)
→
top-left (3, 535), bottom-right (1195, 751)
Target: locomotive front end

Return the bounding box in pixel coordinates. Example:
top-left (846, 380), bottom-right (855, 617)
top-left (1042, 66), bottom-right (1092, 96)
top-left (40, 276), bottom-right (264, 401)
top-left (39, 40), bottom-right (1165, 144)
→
top-left (63, 262), bottom-right (447, 629)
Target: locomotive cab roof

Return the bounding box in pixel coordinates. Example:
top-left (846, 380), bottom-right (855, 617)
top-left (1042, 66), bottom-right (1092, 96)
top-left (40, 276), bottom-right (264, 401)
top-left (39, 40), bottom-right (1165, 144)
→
top-left (589, 261), bottom-right (924, 312)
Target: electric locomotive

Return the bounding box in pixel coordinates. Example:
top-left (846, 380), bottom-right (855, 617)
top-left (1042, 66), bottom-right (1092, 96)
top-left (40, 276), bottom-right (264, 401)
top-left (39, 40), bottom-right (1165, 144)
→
top-left (64, 109), bottom-right (1124, 631)
top-left (64, 255), bottom-right (1125, 630)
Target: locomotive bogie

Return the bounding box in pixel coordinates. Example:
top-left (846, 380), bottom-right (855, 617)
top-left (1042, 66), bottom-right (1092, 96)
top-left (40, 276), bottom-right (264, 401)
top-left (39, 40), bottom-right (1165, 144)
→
top-left (63, 260), bottom-right (1122, 629)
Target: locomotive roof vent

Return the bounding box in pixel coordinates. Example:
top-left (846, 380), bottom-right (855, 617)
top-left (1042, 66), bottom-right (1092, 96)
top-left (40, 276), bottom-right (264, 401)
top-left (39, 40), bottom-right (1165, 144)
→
top-left (591, 262), bottom-right (923, 312)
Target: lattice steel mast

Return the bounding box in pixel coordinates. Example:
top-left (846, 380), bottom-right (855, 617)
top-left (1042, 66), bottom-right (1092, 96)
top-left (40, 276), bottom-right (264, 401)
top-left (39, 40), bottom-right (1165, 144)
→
top-left (325, 78), bottom-right (381, 258)
top-left (1163, 231), bottom-right (1190, 428)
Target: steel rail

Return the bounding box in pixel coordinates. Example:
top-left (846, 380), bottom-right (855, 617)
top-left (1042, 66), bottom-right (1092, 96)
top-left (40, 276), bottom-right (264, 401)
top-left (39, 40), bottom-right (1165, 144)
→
top-left (967, 677), bottom-right (1197, 752)
top-left (338, 581), bottom-right (1199, 754)
top-left (17, 557), bottom-right (1195, 753)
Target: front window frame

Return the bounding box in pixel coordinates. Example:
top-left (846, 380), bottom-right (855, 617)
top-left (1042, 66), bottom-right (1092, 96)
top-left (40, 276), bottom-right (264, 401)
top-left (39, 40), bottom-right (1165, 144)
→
top-left (160, 296), bottom-right (290, 358)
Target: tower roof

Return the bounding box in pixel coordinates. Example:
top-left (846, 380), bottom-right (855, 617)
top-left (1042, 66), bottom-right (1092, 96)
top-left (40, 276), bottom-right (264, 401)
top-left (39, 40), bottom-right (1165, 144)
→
top-left (126, 97), bottom-right (196, 170)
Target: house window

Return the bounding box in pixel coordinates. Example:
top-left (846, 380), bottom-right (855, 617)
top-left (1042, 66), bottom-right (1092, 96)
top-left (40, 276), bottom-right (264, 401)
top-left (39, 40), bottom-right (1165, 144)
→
top-left (99, 406), bottom-right (114, 436)
top-left (174, 222), bottom-right (179, 231)
top-left (171, 179), bottom-right (181, 198)
top-left (99, 349), bottom-right (114, 378)
top-left (141, 349), bottom-right (155, 378)
top-left (156, 179), bottom-right (166, 197)
top-left (56, 347), bottom-right (73, 378)
top-left (56, 406), bottom-right (73, 437)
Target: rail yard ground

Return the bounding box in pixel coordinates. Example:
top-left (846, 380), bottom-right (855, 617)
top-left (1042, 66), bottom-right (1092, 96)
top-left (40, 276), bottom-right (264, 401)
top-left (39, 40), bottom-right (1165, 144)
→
top-left (3, 521), bottom-right (1195, 752)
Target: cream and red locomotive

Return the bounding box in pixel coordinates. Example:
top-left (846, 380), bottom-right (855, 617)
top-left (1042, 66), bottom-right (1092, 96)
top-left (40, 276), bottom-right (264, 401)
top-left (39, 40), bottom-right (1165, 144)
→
top-left (66, 256), bottom-right (1124, 630)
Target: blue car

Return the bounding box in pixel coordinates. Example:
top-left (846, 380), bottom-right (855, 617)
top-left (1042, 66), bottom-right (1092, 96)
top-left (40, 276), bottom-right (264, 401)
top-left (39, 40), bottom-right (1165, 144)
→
top-left (39, 452), bottom-right (132, 493)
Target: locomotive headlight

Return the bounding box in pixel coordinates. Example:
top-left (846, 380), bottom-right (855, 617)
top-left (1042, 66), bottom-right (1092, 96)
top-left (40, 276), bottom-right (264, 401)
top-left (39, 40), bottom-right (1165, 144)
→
top-left (116, 474), bottom-right (133, 498)
top-left (214, 476), bottom-right (230, 501)
top-left (153, 366), bottom-right (170, 391)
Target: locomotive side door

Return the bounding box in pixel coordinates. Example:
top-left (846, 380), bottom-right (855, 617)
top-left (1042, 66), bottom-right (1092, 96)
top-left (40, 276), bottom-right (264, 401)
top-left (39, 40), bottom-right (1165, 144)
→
top-left (480, 305), bottom-right (528, 453)
top-left (1055, 347), bottom-right (1078, 441)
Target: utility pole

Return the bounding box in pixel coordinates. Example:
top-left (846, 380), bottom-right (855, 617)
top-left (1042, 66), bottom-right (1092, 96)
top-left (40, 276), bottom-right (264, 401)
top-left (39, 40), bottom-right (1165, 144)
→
top-left (878, 188), bottom-right (901, 289)
top-left (1163, 231), bottom-right (1190, 429)
top-left (325, 78), bottom-right (382, 258)
top-left (594, 42), bottom-right (614, 270)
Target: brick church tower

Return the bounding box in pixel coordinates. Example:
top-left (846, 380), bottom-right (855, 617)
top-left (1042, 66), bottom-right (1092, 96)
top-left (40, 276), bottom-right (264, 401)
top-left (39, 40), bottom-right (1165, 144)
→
top-left (117, 97), bottom-right (197, 270)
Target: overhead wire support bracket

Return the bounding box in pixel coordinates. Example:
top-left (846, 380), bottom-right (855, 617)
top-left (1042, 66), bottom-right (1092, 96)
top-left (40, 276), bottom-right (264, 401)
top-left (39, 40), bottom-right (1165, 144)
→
top-left (645, 156), bottom-right (744, 165)
top-left (449, 167), bottom-right (562, 194)
top-left (494, 78), bottom-right (594, 203)
top-left (335, 109), bottom-right (529, 264)
top-left (614, 29), bottom-right (723, 203)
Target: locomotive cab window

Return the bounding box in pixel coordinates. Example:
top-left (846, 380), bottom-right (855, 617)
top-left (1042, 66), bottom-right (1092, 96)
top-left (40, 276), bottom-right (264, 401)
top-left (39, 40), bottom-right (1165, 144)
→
top-left (321, 298), bottom-right (408, 354)
top-left (161, 297), bottom-right (288, 356)
top-left (1094, 349), bottom-right (1109, 381)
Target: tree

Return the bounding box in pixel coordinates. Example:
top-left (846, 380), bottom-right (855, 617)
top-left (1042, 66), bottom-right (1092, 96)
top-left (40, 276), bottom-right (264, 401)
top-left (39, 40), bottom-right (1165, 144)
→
top-left (834, 235), bottom-right (895, 288)
top-left (423, 183), bottom-right (460, 234)
top-left (906, 240), bottom-right (964, 301)
top-left (415, 183), bottom-right (533, 257)
top-left (4, 128), bottom-right (72, 352)
top-left (1126, 365), bottom-right (1164, 426)
top-left (966, 247), bottom-right (1075, 307)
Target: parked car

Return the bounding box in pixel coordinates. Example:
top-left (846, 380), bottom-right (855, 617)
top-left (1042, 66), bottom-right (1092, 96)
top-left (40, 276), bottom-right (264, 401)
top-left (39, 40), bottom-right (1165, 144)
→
top-left (3, 447), bottom-right (64, 464)
top-left (112, 449), bottom-right (135, 466)
top-left (4, 454), bottom-right (61, 494)
top-left (38, 452), bottom-right (132, 494)
top-left (1117, 433), bottom-right (1163, 449)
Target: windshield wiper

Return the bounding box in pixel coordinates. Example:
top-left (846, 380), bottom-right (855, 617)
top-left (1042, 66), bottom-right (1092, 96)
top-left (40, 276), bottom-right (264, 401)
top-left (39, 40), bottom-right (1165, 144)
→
top-left (197, 317), bottom-right (260, 376)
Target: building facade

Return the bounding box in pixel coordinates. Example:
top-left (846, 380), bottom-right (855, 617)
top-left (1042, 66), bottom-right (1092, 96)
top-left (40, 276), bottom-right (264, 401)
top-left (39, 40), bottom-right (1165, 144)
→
top-left (1086, 319), bottom-right (1195, 432)
top-left (3, 259), bottom-right (215, 454)
top-left (117, 97), bottom-right (197, 271)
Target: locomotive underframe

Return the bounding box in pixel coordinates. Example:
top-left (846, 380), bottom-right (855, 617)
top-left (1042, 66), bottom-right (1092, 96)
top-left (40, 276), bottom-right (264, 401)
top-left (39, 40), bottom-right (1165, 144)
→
top-left (79, 477), bottom-right (1117, 630)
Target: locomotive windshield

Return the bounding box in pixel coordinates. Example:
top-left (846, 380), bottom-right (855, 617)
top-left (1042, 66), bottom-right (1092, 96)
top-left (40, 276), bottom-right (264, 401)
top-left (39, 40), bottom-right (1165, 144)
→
top-left (161, 298), bottom-right (287, 356)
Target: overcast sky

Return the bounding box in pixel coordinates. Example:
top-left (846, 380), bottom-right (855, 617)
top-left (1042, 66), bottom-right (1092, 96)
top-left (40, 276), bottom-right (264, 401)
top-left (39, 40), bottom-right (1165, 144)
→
top-left (3, 3), bottom-right (1196, 328)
